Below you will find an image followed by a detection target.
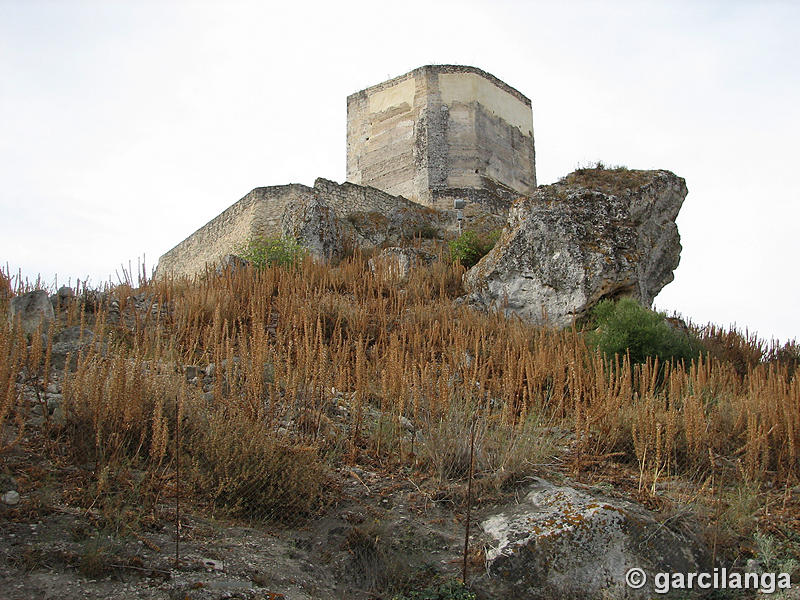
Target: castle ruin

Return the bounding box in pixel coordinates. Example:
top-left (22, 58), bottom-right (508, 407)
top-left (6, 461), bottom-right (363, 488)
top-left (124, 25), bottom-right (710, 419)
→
top-left (347, 65), bottom-right (536, 210)
top-left (156, 65), bottom-right (536, 277)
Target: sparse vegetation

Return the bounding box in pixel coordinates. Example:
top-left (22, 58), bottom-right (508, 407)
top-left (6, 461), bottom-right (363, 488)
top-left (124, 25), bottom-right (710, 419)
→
top-left (447, 229), bottom-right (500, 268)
top-left (561, 161), bottom-right (653, 194)
top-left (753, 530), bottom-right (799, 577)
top-left (1, 256), bottom-right (799, 595)
top-left (237, 234), bottom-right (306, 269)
top-left (392, 579), bottom-right (476, 600)
top-left (588, 297), bottom-right (702, 366)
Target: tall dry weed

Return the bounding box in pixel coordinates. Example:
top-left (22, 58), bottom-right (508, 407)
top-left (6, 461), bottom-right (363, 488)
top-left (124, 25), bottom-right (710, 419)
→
top-left (6, 251), bottom-right (795, 525)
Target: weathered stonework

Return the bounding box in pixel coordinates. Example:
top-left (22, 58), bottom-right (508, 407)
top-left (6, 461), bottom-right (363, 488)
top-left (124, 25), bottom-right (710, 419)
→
top-left (313, 177), bottom-right (424, 219)
top-left (347, 65), bottom-right (536, 211)
top-left (155, 178), bottom-right (437, 278)
top-left (155, 185), bottom-right (311, 278)
top-left (157, 65), bottom-right (540, 278)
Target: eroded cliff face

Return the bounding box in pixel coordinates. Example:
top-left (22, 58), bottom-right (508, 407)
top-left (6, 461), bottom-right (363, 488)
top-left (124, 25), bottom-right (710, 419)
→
top-left (463, 168), bottom-right (687, 327)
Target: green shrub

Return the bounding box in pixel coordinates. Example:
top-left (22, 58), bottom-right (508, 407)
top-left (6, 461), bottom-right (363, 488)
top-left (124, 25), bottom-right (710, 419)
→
top-left (588, 297), bottom-right (702, 365)
top-left (448, 230), bottom-right (500, 269)
top-left (238, 235), bottom-right (305, 269)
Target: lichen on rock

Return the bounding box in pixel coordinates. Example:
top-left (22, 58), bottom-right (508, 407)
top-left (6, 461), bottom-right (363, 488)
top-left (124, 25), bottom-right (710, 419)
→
top-left (478, 478), bottom-right (710, 599)
top-left (463, 168), bottom-right (687, 327)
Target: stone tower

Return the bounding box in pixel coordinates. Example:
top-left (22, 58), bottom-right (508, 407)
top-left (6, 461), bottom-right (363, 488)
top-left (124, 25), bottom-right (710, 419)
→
top-left (346, 65), bottom-right (536, 211)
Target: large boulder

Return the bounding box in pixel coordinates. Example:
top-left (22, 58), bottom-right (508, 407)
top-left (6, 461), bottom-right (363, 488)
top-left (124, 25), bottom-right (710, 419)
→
top-left (8, 290), bottom-right (55, 337)
top-left (463, 168), bottom-right (687, 327)
top-left (281, 194), bottom-right (344, 260)
top-left (476, 479), bottom-right (710, 599)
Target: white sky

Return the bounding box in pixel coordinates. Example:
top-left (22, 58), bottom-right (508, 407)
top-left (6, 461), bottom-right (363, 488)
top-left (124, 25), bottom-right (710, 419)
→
top-left (1, 0), bottom-right (798, 342)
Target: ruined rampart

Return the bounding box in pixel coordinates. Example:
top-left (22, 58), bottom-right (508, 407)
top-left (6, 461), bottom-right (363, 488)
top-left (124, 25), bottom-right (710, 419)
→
top-left (155, 184), bottom-right (312, 278)
top-left (155, 179), bottom-right (436, 278)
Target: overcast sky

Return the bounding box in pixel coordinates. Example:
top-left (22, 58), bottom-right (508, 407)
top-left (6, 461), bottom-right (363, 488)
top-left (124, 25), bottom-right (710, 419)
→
top-left (2, 0), bottom-right (798, 342)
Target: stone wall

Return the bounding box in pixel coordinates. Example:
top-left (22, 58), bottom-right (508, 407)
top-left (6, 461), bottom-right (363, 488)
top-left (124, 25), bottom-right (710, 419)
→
top-left (157, 65), bottom-right (531, 278)
top-left (312, 178), bottom-right (425, 219)
top-left (155, 184), bottom-right (312, 278)
top-left (155, 179), bottom-right (443, 278)
top-left (346, 65), bottom-right (536, 211)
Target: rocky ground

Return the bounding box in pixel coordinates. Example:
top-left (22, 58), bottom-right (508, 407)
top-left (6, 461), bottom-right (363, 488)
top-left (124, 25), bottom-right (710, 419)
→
top-left (7, 369), bottom-right (798, 600)
top-left (1, 423), bottom-right (473, 600)
top-left (4, 165), bottom-right (800, 598)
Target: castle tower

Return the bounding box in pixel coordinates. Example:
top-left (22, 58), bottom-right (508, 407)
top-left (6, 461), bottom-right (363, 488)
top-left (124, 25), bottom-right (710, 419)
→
top-left (346, 65), bottom-right (536, 211)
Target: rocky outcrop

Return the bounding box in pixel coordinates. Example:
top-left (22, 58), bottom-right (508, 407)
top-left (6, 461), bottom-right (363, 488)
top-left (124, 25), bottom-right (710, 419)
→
top-left (341, 206), bottom-right (446, 250)
top-left (8, 290), bottom-right (55, 337)
top-left (463, 168), bottom-right (687, 327)
top-left (477, 479), bottom-right (710, 599)
top-left (281, 193), bottom-right (344, 260)
top-left (368, 247), bottom-right (436, 280)
top-left (50, 286), bottom-right (75, 311)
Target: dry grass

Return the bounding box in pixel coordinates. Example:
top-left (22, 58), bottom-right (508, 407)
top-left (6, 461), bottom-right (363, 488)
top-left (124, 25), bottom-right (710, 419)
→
top-left (1, 257), bottom-right (798, 531)
top-left (560, 164), bottom-right (654, 195)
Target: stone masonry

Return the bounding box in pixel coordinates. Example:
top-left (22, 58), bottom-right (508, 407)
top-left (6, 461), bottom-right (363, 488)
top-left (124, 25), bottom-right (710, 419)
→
top-left (157, 65), bottom-right (536, 278)
top-left (347, 65), bottom-right (536, 211)
top-left (155, 185), bottom-right (311, 278)
top-left (155, 179), bottom-right (427, 278)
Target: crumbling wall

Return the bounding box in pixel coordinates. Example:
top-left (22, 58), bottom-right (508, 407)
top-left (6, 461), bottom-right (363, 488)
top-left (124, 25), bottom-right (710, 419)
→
top-left (312, 178), bottom-right (423, 218)
top-left (155, 179), bottom-right (441, 278)
top-left (155, 184), bottom-right (312, 278)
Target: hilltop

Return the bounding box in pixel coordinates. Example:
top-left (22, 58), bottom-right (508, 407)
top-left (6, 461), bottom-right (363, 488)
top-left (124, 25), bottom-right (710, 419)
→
top-left (2, 186), bottom-right (800, 598)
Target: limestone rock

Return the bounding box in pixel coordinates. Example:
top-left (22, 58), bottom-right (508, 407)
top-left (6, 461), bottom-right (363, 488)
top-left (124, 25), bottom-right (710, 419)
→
top-left (1, 490), bottom-right (20, 506)
top-left (478, 479), bottom-right (709, 599)
top-left (8, 290), bottom-right (55, 337)
top-left (281, 193), bottom-right (343, 260)
top-left (344, 205), bottom-right (444, 249)
top-left (463, 168), bottom-right (687, 327)
top-left (368, 247), bottom-right (436, 280)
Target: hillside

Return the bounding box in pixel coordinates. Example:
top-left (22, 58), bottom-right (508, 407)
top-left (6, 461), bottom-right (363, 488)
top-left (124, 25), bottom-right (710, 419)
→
top-left (2, 250), bottom-right (799, 599)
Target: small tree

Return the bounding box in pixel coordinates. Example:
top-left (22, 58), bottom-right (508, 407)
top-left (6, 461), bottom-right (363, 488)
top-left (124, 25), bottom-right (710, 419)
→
top-left (588, 297), bottom-right (701, 366)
